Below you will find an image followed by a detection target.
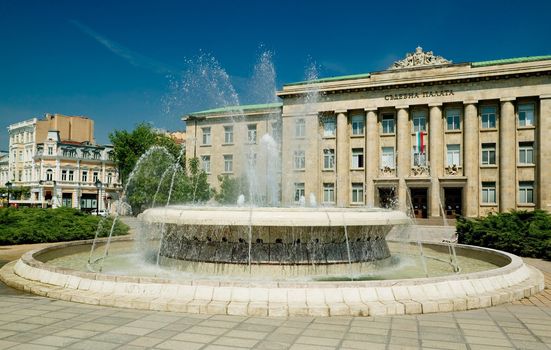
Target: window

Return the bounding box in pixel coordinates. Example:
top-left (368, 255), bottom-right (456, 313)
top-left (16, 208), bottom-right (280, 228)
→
top-left (351, 115), bottom-right (364, 135)
top-left (481, 106), bottom-right (497, 129)
top-left (295, 118), bottom-right (305, 138)
top-left (352, 148), bottom-right (364, 168)
top-left (293, 150), bottom-right (305, 170)
top-left (47, 146), bottom-right (53, 155)
top-left (381, 147), bottom-right (395, 168)
top-left (82, 171), bottom-right (88, 182)
top-left (68, 170), bottom-right (74, 181)
top-left (247, 124), bottom-right (257, 143)
top-left (382, 114), bottom-right (395, 134)
top-left (323, 149), bottom-right (335, 170)
top-left (61, 170), bottom-right (67, 181)
top-left (224, 126), bottom-right (233, 144)
top-left (481, 182), bottom-right (496, 204)
top-left (202, 127), bottom-right (211, 145)
top-left (351, 183), bottom-right (364, 204)
top-left (223, 155), bottom-right (233, 173)
top-left (446, 144), bottom-right (461, 166)
top-left (323, 117), bottom-right (336, 137)
top-left (412, 112), bottom-right (426, 132)
top-left (323, 183), bottom-right (335, 203)
top-left (519, 181), bottom-right (534, 204)
top-left (446, 109), bottom-right (461, 130)
top-left (413, 146), bottom-right (427, 167)
top-left (92, 172), bottom-right (98, 182)
top-left (62, 196), bottom-right (72, 208)
top-left (18, 170), bottom-right (22, 181)
top-left (294, 183), bottom-right (305, 202)
top-left (481, 143), bottom-right (496, 165)
top-left (201, 155), bottom-right (211, 173)
top-left (519, 142), bottom-right (534, 164)
top-left (18, 150), bottom-right (23, 161)
top-left (107, 173), bottom-right (112, 184)
top-left (46, 169), bottom-right (53, 181)
top-left (518, 103), bottom-right (535, 127)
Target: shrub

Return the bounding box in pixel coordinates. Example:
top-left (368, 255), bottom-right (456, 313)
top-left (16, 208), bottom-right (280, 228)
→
top-left (0, 207), bottom-right (129, 245)
top-left (457, 210), bottom-right (551, 260)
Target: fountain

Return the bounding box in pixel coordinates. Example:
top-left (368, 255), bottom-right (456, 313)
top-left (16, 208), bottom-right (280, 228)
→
top-left (0, 51), bottom-right (544, 317)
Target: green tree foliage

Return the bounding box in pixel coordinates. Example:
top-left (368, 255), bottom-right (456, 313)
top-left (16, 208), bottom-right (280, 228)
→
top-left (109, 123), bottom-right (181, 184)
top-left (214, 175), bottom-right (248, 204)
top-left (0, 186), bottom-right (31, 200)
top-left (0, 207), bottom-right (129, 245)
top-left (457, 210), bottom-right (551, 260)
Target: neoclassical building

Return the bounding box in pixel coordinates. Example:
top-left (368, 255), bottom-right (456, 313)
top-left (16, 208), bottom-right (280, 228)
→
top-left (185, 48), bottom-right (551, 218)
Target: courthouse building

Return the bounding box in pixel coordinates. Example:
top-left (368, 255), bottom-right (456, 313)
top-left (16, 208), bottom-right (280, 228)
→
top-left (6, 114), bottom-right (120, 211)
top-left (185, 48), bottom-right (551, 218)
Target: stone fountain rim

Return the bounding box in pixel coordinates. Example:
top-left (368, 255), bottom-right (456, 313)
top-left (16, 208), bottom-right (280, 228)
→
top-left (20, 236), bottom-right (525, 289)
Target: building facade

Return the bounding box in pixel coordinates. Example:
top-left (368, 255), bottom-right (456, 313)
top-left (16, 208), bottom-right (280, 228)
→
top-left (6, 113), bottom-right (120, 211)
top-left (186, 48), bottom-right (551, 218)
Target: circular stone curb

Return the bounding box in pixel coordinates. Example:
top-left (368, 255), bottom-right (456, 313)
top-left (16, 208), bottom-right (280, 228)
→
top-left (0, 238), bottom-right (545, 317)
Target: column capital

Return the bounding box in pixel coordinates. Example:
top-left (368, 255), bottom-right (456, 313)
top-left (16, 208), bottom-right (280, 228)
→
top-left (364, 107), bottom-right (378, 112)
top-left (463, 100), bottom-right (478, 105)
top-left (499, 97), bottom-right (516, 102)
top-left (334, 109), bottom-right (347, 114)
top-left (539, 94), bottom-right (551, 100)
top-left (395, 105), bottom-right (409, 110)
top-left (428, 103), bottom-right (442, 107)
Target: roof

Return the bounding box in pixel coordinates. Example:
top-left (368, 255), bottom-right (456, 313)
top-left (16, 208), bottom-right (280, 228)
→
top-left (283, 54), bottom-right (551, 86)
top-left (188, 102), bottom-right (282, 117)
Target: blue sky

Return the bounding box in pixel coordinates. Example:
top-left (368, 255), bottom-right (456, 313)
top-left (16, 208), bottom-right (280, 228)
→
top-left (1, 0), bottom-right (551, 149)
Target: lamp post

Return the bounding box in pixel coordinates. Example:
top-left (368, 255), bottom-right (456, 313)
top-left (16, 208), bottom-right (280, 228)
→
top-left (94, 179), bottom-right (102, 215)
top-left (5, 181), bottom-right (12, 207)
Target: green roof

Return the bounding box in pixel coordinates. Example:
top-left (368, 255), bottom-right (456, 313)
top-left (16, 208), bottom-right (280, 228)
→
top-left (189, 102), bottom-right (282, 116)
top-left (285, 72), bottom-right (371, 86)
top-left (472, 55), bottom-right (551, 67)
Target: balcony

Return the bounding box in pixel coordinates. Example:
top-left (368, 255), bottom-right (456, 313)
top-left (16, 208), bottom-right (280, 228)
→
top-left (379, 166), bottom-right (396, 177)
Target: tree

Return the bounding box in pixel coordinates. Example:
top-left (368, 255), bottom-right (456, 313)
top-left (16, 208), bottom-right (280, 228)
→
top-left (214, 175), bottom-right (248, 205)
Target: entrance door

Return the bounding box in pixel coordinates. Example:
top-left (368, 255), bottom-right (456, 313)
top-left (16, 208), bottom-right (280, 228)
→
top-left (378, 188), bottom-right (396, 209)
top-left (444, 188), bottom-right (462, 219)
top-left (410, 188), bottom-right (428, 218)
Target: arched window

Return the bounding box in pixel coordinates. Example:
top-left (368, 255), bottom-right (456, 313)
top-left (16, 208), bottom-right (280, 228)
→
top-left (46, 169), bottom-right (53, 181)
top-left (107, 173), bottom-right (112, 184)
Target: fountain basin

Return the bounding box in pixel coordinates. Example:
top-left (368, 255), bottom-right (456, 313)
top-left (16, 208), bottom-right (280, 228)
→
top-left (0, 237), bottom-right (544, 317)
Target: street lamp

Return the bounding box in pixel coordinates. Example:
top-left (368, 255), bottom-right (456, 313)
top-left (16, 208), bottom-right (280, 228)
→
top-left (94, 179), bottom-right (102, 215)
top-left (5, 181), bottom-right (12, 207)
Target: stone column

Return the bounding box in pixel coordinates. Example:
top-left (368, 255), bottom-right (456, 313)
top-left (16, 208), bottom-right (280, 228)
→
top-left (500, 98), bottom-right (516, 211)
top-left (539, 96), bottom-right (551, 211)
top-left (396, 106), bottom-right (410, 212)
top-left (429, 104), bottom-right (443, 217)
top-left (365, 108), bottom-right (378, 207)
top-left (336, 110), bottom-right (349, 207)
top-left (463, 102), bottom-right (479, 217)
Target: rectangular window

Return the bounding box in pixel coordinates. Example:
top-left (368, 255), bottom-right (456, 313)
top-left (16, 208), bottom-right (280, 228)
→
top-left (61, 170), bottom-right (67, 181)
top-left (295, 118), bottom-right (305, 138)
top-left (518, 103), bottom-right (535, 127)
top-left (224, 126), bottom-right (233, 144)
top-left (481, 143), bottom-right (496, 165)
top-left (247, 124), bottom-right (257, 144)
top-left (381, 147), bottom-right (395, 168)
top-left (47, 146), bottom-right (53, 155)
top-left (352, 148), bottom-right (364, 168)
top-left (293, 150), bottom-right (305, 170)
top-left (412, 112), bottom-right (426, 132)
top-left (351, 183), bottom-right (364, 204)
top-left (323, 117), bottom-right (336, 137)
top-left (323, 149), bottom-right (335, 170)
top-left (107, 173), bottom-right (112, 184)
top-left (82, 171), bottom-right (88, 182)
top-left (202, 127), bottom-right (211, 145)
top-left (519, 181), bottom-right (534, 204)
top-left (201, 155), bottom-right (211, 173)
top-left (481, 182), bottom-right (496, 204)
top-left (351, 115), bottom-right (364, 135)
top-left (323, 183), bottom-right (335, 203)
top-left (294, 183), bottom-right (305, 202)
top-left (382, 114), bottom-right (395, 134)
top-left (447, 144), bottom-right (461, 166)
top-left (519, 142), bottom-right (534, 164)
top-left (223, 155), bottom-right (233, 173)
top-left (93, 172), bottom-right (99, 183)
top-left (413, 146), bottom-right (427, 167)
top-left (481, 106), bottom-right (497, 129)
top-left (68, 170), bottom-right (74, 182)
top-left (446, 108), bottom-right (461, 130)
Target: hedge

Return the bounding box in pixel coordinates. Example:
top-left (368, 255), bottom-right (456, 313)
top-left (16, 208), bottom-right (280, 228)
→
top-left (0, 207), bottom-right (129, 245)
top-left (457, 210), bottom-right (551, 260)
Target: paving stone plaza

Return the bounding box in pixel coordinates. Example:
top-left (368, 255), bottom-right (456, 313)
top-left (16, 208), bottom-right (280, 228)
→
top-left (0, 255), bottom-right (548, 350)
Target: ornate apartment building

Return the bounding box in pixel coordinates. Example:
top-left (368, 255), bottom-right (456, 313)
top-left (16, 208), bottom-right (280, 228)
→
top-left (186, 48), bottom-right (551, 218)
top-left (6, 113), bottom-right (120, 211)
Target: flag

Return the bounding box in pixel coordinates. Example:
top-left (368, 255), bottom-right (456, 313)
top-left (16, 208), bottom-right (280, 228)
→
top-left (416, 131), bottom-right (426, 154)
